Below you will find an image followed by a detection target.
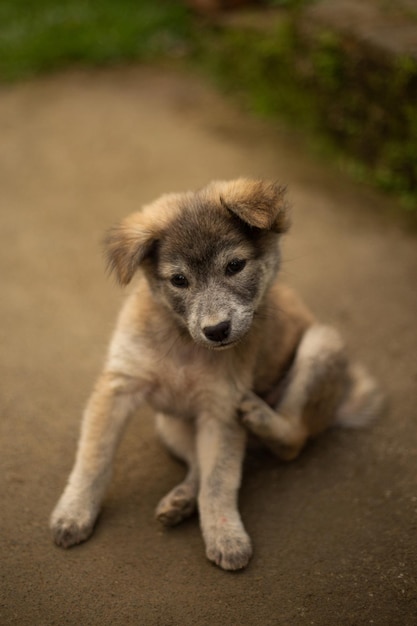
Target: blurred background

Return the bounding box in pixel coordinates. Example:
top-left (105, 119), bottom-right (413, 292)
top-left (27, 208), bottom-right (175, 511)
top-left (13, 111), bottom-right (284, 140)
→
top-left (0, 0), bottom-right (416, 210)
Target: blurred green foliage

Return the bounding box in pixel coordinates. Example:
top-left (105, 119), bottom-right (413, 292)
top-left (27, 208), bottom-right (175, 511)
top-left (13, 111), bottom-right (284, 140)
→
top-left (194, 17), bottom-right (417, 211)
top-left (0, 0), bottom-right (415, 213)
top-left (0, 0), bottom-right (192, 81)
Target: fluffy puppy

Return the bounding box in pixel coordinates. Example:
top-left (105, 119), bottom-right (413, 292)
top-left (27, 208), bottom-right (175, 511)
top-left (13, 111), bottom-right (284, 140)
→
top-left (50, 179), bottom-right (382, 570)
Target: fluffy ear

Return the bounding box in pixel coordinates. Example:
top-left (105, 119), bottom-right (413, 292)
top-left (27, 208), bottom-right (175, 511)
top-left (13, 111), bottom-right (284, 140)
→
top-left (104, 214), bottom-right (158, 285)
top-left (218, 178), bottom-right (290, 233)
top-left (104, 192), bottom-right (183, 285)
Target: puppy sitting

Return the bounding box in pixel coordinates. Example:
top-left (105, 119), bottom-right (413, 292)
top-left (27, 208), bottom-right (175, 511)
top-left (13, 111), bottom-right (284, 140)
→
top-left (50, 179), bottom-right (382, 570)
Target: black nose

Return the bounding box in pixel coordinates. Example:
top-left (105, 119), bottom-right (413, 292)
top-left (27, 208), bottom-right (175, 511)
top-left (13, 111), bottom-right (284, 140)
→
top-left (203, 320), bottom-right (231, 343)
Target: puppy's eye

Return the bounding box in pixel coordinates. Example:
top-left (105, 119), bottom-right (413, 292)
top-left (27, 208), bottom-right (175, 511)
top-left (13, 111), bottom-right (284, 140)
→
top-left (226, 259), bottom-right (246, 276)
top-left (171, 274), bottom-right (189, 288)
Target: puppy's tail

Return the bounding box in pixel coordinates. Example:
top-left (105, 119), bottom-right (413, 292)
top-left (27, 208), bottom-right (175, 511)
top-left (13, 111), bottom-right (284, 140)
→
top-left (335, 363), bottom-right (385, 429)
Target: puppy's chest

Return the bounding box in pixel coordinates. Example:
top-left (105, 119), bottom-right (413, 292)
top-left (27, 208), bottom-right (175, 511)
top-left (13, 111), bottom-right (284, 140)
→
top-left (149, 369), bottom-right (202, 419)
top-left (145, 348), bottom-right (241, 420)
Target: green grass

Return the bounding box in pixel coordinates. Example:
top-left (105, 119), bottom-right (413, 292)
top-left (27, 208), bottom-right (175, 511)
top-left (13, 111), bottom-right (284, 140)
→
top-left (0, 0), bottom-right (193, 81)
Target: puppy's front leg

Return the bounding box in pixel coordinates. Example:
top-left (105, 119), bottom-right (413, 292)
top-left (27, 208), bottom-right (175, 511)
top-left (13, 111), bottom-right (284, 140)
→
top-left (50, 372), bottom-right (142, 548)
top-left (197, 415), bottom-right (251, 571)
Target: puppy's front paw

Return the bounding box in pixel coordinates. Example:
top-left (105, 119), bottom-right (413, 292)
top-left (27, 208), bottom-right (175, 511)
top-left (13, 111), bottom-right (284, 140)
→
top-left (51, 516), bottom-right (95, 548)
top-left (50, 496), bottom-right (98, 548)
top-left (205, 524), bottom-right (252, 571)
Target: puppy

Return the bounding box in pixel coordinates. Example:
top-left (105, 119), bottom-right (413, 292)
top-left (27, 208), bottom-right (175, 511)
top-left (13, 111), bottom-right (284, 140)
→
top-left (50, 179), bottom-right (383, 570)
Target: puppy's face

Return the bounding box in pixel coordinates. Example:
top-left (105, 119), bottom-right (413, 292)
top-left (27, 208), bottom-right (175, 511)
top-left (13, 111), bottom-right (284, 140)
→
top-left (155, 206), bottom-right (279, 349)
top-left (106, 179), bottom-right (290, 349)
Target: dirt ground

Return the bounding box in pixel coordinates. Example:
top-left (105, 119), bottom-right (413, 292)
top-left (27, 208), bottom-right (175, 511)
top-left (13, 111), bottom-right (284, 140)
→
top-left (1, 66), bottom-right (416, 626)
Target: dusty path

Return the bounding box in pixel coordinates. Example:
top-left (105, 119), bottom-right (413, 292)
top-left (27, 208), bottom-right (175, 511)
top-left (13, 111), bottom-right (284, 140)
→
top-left (1, 66), bottom-right (416, 625)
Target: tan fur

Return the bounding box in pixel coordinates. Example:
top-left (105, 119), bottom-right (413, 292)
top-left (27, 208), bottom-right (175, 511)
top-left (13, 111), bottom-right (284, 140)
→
top-left (210, 179), bottom-right (291, 232)
top-left (50, 178), bottom-right (383, 571)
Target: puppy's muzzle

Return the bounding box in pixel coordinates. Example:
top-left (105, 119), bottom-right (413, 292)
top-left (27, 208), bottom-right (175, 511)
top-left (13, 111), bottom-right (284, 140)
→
top-left (203, 320), bottom-right (231, 343)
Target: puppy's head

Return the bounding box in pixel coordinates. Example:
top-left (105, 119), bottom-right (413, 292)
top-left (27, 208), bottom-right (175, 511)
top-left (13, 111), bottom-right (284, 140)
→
top-left (106, 178), bottom-right (290, 349)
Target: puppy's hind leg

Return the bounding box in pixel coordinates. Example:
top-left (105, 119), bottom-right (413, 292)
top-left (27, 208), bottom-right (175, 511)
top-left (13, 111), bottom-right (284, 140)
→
top-left (239, 392), bottom-right (307, 461)
top-left (241, 325), bottom-right (349, 460)
top-left (155, 414), bottom-right (199, 527)
top-left (335, 362), bottom-right (385, 428)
